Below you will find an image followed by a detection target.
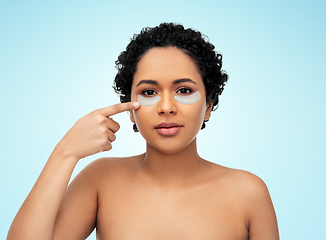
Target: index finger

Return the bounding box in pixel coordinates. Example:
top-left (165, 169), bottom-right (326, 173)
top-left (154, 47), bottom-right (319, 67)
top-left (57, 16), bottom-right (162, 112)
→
top-left (98, 102), bottom-right (140, 117)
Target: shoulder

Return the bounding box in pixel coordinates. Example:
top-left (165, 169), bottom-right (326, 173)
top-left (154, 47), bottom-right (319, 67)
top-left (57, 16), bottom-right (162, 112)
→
top-left (212, 167), bottom-right (277, 228)
top-left (231, 170), bottom-right (274, 213)
top-left (220, 168), bottom-right (278, 231)
top-left (229, 169), bottom-right (269, 195)
top-left (236, 170), bottom-right (271, 205)
top-left (212, 166), bottom-right (269, 195)
top-left (75, 154), bottom-right (145, 182)
top-left (209, 165), bottom-right (272, 211)
top-left (222, 169), bottom-right (279, 238)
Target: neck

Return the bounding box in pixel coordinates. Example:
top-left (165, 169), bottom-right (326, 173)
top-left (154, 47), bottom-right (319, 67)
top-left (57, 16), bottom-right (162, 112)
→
top-left (139, 138), bottom-right (206, 187)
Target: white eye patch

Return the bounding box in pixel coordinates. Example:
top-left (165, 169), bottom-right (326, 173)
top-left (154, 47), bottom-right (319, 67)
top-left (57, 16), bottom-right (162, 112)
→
top-left (174, 91), bottom-right (200, 104)
top-left (137, 94), bottom-right (161, 106)
top-left (137, 91), bottom-right (200, 106)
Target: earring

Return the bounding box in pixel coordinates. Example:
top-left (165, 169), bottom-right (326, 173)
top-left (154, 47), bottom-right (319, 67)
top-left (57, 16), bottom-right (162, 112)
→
top-left (133, 123), bottom-right (139, 132)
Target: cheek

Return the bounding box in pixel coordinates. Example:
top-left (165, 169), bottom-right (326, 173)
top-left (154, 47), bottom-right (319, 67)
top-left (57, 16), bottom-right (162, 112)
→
top-left (178, 101), bottom-right (207, 122)
top-left (133, 107), bottom-right (154, 125)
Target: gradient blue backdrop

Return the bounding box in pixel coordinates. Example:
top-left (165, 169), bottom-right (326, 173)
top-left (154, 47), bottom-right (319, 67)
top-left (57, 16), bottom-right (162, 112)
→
top-left (1, 0), bottom-right (325, 239)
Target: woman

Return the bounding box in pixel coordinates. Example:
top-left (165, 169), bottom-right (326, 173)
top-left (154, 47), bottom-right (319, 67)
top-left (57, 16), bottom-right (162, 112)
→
top-left (7, 23), bottom-right (279, 240)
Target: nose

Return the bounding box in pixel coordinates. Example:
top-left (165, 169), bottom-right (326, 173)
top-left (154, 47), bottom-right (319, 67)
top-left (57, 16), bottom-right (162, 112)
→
top-left (157, 92), bottom-right (177, 115)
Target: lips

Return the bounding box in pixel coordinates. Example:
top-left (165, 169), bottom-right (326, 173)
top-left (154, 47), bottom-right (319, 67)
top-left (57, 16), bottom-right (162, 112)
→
top-left (154, 122), bottom-right (182, 136)
top-left (155, 122), bottom-right (182, 129)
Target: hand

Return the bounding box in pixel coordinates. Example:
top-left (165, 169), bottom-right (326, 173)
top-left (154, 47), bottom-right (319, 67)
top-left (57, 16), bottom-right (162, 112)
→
top-left (53, 102), bottom-right (140, 161)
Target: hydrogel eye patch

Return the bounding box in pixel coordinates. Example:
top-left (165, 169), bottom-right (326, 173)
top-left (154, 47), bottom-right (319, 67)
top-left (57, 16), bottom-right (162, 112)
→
top-left (137, 91), bottom-right (200, 106)
top-left (137, 94), bottom-right (161, 106)
top-left (174, 91), bottom-right (200, 104)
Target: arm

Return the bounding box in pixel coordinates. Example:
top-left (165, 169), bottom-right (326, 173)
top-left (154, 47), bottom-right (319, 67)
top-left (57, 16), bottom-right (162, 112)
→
top-left (53, 159), bottom-right (100, 240)
top-left (7, 150), bottom-right (79, 240)
top-left (246, 174), bottom-right (279, 240)
top-left (7, 102), bottom-right (140, 240)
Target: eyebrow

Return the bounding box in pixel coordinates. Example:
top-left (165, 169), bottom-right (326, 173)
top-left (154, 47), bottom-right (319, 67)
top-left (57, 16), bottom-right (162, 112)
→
top-left (136, 78), bottom-right (197, 87)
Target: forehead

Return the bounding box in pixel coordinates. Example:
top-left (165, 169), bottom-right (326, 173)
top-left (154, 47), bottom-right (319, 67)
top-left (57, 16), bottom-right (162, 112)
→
top-left (132, 47), bottom-right (203, 87)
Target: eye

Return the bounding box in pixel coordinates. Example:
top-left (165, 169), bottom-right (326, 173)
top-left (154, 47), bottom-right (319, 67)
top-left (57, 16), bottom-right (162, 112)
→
top-left (141, 89), bottom-right (157, 96)
top-left (176, 87), bottom-right (193, 94)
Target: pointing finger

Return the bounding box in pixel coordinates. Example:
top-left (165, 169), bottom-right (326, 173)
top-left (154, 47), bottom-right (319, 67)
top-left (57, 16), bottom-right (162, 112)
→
top-left (98, 102), bottom-right (140, 117)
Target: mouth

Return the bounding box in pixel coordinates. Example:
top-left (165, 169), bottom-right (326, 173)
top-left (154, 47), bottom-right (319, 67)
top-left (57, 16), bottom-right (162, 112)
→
top-left (155, 122), bottom-right (182, 129)
top-left (154, 122), bottom-right (183, 136)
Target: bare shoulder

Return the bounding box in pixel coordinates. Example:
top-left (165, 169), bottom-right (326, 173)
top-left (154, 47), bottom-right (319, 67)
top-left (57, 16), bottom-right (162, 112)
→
top-left (207, 164), bottom-right (274, 217)
top-left (210, 165), bottom-right (279, 239)
top-left (230, 169), bottom-right (272, 209)
top-left (228, 168), bottom-right (269, 195)
top-left (208, 164), bottom-right (269, 197)
top-left (76, 154), bottom-right (145, 182)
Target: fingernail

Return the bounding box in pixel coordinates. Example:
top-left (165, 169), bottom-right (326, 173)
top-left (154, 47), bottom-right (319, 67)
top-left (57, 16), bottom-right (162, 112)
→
top-left (133, 102), bottom-right (140, 108)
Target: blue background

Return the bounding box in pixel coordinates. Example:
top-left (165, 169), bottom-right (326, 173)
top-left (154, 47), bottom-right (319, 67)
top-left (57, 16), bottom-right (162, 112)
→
top-left (1, 0), bottom-right (325, 239)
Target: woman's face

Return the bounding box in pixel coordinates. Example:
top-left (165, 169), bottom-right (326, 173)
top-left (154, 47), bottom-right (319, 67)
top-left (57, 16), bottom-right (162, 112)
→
top-left (130, 47), bottom-right (212, 154)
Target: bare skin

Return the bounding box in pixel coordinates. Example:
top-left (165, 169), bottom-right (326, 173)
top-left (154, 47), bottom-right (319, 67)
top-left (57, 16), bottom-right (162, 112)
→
top-left (7, 47), bottom-right (279, 240)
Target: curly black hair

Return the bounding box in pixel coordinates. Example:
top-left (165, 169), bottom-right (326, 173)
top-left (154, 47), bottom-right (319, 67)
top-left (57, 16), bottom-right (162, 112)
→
top-left (113, 22), bottom-right (228, 130)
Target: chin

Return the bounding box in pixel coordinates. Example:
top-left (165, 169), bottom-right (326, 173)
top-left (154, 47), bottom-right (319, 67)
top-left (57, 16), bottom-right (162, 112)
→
top-left (145, 136), bottom-right (197, 155)
top-left (153, 146), bottom-right (186, 155)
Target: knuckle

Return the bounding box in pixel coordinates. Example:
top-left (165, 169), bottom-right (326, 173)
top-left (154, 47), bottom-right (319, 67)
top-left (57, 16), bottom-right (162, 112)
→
top-left (98, 116), bottom-right (107, 125)
top-left (99, 139), bottom-right (107, 147)
top-left (88, 111), bottom-right (99, 121)
top-left (89, 110), bottom-right (97, 117)
top-left (98, 125), bottom-right (109, 134)
top-left (102, 128), bottom-right (110, 135)
top-left (99, 141), bottom-right (110, 152)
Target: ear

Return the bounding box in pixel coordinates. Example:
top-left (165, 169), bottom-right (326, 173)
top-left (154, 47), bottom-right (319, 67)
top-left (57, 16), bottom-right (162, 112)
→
top-left (204, 101), bottom-right (213, 120)
top-left (130, 110), bottom-right (136, 123)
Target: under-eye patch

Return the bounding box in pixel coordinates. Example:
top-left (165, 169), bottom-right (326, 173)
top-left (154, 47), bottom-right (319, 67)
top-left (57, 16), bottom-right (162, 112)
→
top-left (174, 91), bottom-right (200, 104)
top-left (137, 91), bottom-right (200, 106)
top-left (137, 94), bottom-right (161, 106)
